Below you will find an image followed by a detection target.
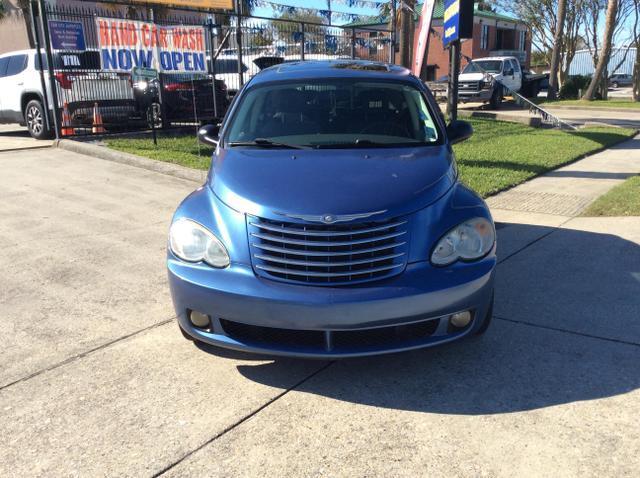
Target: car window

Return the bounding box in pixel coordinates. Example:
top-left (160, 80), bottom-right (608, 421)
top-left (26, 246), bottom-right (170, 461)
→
top-left (462, 60), bottom-right (503, 74)
top-left (214, 59), bottom-right (248, 74)
top-left (5, 54), bottom-right (27, 76)
top-left (226, 79), bottom-right (440, 148)
top-left (34, 52), bottom-right (47, 71)
top-left (511, 60), bottom-right (521, 73)
top-left (0, 57), bottom-right (9, 77)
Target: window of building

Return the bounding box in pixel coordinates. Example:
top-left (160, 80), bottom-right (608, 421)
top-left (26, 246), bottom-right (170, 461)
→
top-left (519, 30), bottom-right (527, 51)
top-left (481, 25), bottom-right (490, 50)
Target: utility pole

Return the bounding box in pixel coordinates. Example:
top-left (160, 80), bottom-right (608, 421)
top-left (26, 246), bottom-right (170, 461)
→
top-left (447, 40), bottom-right (461, 121)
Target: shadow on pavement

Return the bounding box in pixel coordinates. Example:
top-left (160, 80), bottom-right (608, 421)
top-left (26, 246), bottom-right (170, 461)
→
top-left (196, 223), bottom-right (640, 414)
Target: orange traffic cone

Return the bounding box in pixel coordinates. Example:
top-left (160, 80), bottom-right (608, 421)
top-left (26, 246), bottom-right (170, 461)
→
top-left (92, 102), bottom-right (106, 134)
top-left (61, 102), bottom-right (75, 136)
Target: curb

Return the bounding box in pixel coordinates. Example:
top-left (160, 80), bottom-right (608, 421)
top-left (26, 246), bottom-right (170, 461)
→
top-left (55, 139), bottom-right (205, 184)
top-left (458, 109), bottom-right (543, 127)
top-left (542, 104), bottom-right (640, 113)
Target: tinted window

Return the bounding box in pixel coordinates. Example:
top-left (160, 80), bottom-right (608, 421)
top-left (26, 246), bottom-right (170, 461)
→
top-left (35, 52), bottom-right (47, 71)
top-left (226, 79), bottom-right (440, 148)
top-left (0, 57), bottom-right (9, 77)
top-left (5, 54), bottom-right (27, 76)
top-left (214, 59), bottom-right (248, 74)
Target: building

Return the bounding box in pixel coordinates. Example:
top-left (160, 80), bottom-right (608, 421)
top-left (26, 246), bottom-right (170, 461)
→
top-left (347, 1), bottom-right (532, 80)
top-left (0, 0), bottom-right (33, 54)
top-left (568, 47), bottom-right (637, 77)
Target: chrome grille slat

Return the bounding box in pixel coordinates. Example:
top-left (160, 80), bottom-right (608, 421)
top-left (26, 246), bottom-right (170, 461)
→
top-left (251, 242), bottom-right (406, 257)
top-left (249, 220), bottom-right (407, 237)
top-left (250, 230), bottom-right (406, 247)
top-left (247, 215), bottom-right (409, 285)
top-left (254, 252), bottom-right (405, 268)
top-left (255, 263), bottom-right (404, 278)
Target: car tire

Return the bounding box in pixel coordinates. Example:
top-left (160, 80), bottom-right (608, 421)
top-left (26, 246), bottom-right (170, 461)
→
top-left (24, 100), bottom-right (52, 140)
top-left (489, 88), bottom-right (502, 109)
top-left (474, 292), bottom-right (494, 335)
top-left (612, 82), bottom-right (619, 89)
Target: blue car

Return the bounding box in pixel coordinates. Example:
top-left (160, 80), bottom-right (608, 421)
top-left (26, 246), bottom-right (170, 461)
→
top-left (168, 60), bottom-right (496, 358)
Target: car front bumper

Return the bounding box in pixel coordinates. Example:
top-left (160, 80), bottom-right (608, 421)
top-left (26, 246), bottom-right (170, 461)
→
top-left (168, 255), bottom-right (496, 358)
top-left (459, 90), bottom-right (494, 102)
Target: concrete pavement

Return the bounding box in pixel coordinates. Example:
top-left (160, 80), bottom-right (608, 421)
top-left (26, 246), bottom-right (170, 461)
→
top-left (1, 141), bottom-right (639, 477)
top-left (0, 124), bottom-right (53, 151)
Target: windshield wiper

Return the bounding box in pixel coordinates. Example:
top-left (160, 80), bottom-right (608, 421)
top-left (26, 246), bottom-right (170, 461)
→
top-left (227, 138), bottom-right (307, 149)
top-left (315, 139), bottom-right (403, 149)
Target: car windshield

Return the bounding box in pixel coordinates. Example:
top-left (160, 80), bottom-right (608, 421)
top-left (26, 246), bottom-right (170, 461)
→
top-left (225, 79), bottom-right (440, 148)
top-left (463, 60), bottom-right (503, 74)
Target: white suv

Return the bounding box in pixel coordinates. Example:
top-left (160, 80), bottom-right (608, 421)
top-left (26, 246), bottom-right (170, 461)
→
top-left (0, 49), bottom-right (139, 139)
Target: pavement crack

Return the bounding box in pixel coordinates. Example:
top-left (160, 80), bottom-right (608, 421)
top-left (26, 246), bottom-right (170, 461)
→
top-left (152, 361), bottom-right (335, 477)
top-left (0, 317), bottom-right (176, 392)
top-left (497, 216), bottom-right (574, 266)
top-left (495, 315), bottom-right (640, 348)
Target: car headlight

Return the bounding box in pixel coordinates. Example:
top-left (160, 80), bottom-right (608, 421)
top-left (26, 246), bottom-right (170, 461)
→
top-left (431, 217), bottom-right (495, 266)
top-left (169, 219), bottom-right (230, 268)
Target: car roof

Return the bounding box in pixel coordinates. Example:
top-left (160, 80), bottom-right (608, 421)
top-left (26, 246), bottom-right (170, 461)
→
top-left (249, 60), bottom-right (415, 86)
top-left (472, 57), bottom-right (515, 62)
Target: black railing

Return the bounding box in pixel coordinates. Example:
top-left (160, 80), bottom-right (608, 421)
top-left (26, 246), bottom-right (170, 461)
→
top-left (34, 0), bottom-right (393, 138)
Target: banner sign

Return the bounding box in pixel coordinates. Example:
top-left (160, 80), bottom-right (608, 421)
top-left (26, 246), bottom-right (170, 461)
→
top-left (411, 0), bottom-right (436, 76)
top-left (49, 20), bottom-right (86, 51)
top-left (128, 0), bottom-right (233, 10)
top-left (96, 18), bottom-right (206, 73)
top-left (443, 0), bottom-right (461, 46)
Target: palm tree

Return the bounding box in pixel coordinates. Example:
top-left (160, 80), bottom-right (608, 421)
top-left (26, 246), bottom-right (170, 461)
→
top-left (547, 0), bottom-right (567, 100)
top-left (582, 0), bottom-right (619, 100)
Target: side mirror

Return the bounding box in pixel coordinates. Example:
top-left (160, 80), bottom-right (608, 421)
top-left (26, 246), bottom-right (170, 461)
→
top-left (447, 120), bottom-right (473, 145)
top-left (197, 124), bottom-right (220, 147)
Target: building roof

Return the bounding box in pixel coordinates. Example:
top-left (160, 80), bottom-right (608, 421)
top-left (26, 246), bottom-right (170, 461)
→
top-left (344, 1), bottom-right (521, 28)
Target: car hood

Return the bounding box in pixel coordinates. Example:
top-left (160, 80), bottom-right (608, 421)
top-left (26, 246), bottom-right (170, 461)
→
top-left (209, 146), bottom-right (456, 220)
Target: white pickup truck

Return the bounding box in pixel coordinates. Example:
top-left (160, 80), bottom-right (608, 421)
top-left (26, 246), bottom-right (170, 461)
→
top-left (458, 56), bottom-right (547, 108)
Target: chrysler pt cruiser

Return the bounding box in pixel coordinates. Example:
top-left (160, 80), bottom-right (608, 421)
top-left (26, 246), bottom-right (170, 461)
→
top-left (168, 60), bottom-right (496, 358)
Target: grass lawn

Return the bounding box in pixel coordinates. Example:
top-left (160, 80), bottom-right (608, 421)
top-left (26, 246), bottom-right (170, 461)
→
top-left (538, 99), bottom-right (640, 109)
top-left (582, 175), bottom-right (640, 216)
top-left (105, 118), bottom-right (636, 198)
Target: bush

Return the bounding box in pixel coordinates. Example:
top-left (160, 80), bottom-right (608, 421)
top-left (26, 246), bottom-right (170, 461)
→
top-left (559, 75), bottom-right (592, 99)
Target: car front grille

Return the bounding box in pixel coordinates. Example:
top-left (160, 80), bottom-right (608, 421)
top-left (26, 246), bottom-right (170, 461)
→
top-left (247, 215), bottom-right (409, 285)
top-left (459, 81), bottom-right (481, 90)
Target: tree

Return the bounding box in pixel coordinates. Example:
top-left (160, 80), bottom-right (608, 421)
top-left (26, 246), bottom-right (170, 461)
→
top-left (547, 0), bottom-right (568, 99)
top-left (274, 9), bottom-right (327, 43)
top-left (632, 0), bottom-right (640, 100)
top-left (582, 0), bottom-right (619, 99)
top-left (498, 0), bottom-right (585, 88)
top-left (398, 0), bottom-right (415, 68)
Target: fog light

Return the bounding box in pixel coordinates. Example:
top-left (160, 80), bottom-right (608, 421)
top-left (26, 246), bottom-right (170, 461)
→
top-left (450, 311), bottom-right (472, 329)
top-left (189, 310), bottom-right (210, 328)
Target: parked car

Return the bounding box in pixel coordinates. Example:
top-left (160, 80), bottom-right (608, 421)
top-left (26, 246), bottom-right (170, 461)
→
top-left (133, 73), bottom-right (230, 126)
top-left (608, 73), bottom-right (633, 89)
top-left (458, 56), bottom-right (548, 108)
top-left (0, 49), bottom-right (141, 139)
top-left (168, 60), bottom-right (497, 358)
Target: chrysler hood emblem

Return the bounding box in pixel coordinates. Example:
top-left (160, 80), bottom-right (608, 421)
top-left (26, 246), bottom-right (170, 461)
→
top-left (275, 210), bottom-right (387, 224)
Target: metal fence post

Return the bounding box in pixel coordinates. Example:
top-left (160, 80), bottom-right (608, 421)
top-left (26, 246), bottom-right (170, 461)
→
top-left (235, 0), bottom-right (244, 87)
top-left (351, 28), bottom-right (356, 59)
top-left (30, 1), bottom-right (52, 135)
top-left (390, 0), bottom-right (397, 64)
top-left (207, 17), bottom-right (219, 120)
top-left (300, 23), bottom-right (305, 61)
top-left (37, 0), bottom-right (61, 139)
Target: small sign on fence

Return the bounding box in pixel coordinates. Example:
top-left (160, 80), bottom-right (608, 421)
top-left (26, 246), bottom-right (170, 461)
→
top-left (49, 20), bottom-right (86, 51)
top-left (96, 18), bottom-right (207, 73)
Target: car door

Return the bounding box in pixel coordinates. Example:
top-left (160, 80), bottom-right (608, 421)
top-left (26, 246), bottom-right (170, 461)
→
top-left (501, 60), bottom-right (518, 92)
top-left (2, 54), bottom-right (28, 121)
top-left (0, 55), bottom-right (9, 120)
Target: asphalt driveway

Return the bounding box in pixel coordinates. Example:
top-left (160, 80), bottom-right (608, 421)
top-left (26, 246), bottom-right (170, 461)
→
top-left (1, 146), bottom-right (639, 477)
